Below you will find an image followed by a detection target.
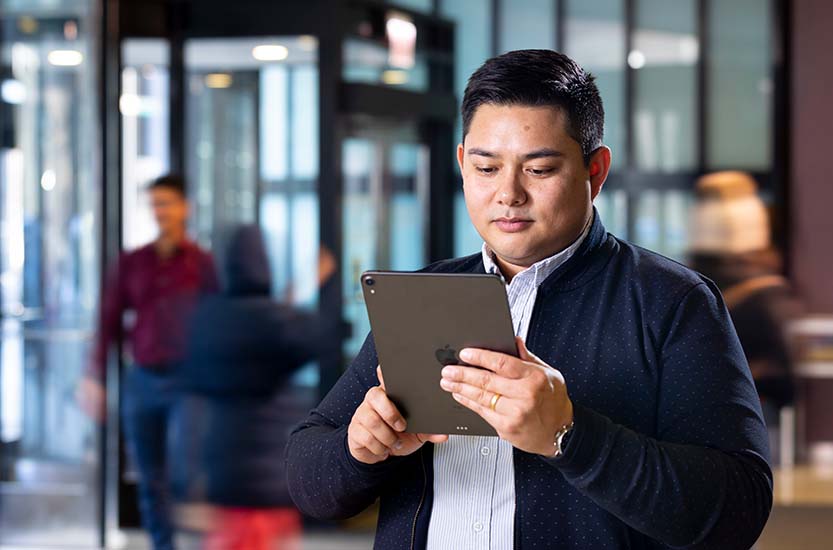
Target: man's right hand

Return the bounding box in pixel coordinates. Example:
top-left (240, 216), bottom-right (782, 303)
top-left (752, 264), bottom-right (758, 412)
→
top-left (347, 366), bottom-right (448, 464)
top-left (76, 376), bottom-right (106, 424)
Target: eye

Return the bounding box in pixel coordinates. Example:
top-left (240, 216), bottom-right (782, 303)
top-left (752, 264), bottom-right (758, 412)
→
top-left (527, 167), bottom-right (555, 177)
top-left (476, 166), bottom-right (497, 175)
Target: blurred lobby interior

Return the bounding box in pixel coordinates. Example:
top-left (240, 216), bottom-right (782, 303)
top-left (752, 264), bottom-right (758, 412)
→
top-left (1, 0), bottom-right (833, 548)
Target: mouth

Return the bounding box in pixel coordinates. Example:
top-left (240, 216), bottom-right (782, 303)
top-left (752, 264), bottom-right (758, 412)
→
top-left (493, 217), bottom-right (533, 233)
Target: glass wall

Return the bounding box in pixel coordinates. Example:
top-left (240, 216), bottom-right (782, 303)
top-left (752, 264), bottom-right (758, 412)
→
top-left (499, 0), bottom-right (556, 52)
top-left (708, 0), bottom-right (772, 170)
top-left (632, 0), bottom-right (698, 172)
top-left (563, 0), bottom-right (627, 166)
top-left (0, 0), bottom-right (102, 546)
top-left (121, 39), bottom-right (170, 249)
top-left (444, 0), bottom-right (775, 263)
top-left (440, 0), bottom-right (493, 257)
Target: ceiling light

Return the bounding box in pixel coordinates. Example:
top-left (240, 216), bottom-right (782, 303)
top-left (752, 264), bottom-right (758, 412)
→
top-left (47, 49), bottom-right (83, 67)
top-left (40, 169), bottom-right (56, 191)
top-left (119, 93), bottom-right (142, 116)
top-left (627, 50), bottom-right (646, 70)
top-left (205, 73), bottom-right (233, 88)
top-left (386, 15), bottom-right (416, 69)
top-left (381, 69), bottom-right (408, 85)
top-left (252, 44), bottom-right (289, 62)
top-left (18, 16), bottom-right (38, 34)
top-left (297, 35), bottom-right (318, 52)
top-left (1, 79), bottom-right (26, 104)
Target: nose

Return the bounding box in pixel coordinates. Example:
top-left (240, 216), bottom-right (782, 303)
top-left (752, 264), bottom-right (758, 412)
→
top-left (496, 169), bottom-right (527, 207)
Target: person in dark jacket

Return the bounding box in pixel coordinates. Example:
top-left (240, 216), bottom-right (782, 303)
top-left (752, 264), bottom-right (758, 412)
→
top-left (286, 50), bottom-right (772, 549)
top-left (170, 224), bottom-right (336, 550)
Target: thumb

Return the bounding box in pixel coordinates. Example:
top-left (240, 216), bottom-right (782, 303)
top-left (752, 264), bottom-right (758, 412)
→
top-left (376, 365), bottom-right (386, 390)
top-left (419, 434), bottom-right (448, 444)
top-left (515, 336), bottom-right (535, 361)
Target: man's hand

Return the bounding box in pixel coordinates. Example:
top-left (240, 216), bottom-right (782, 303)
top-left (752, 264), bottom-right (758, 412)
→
top-left (347, 366), bottom-right (448, 464)
top-left (76, 376), bottom-right (106, 424)
top-left (440, 336), bottom-right (573, 457)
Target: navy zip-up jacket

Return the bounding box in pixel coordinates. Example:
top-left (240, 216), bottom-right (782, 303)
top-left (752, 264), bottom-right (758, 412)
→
top-left (286, 212), bottom-right (772, 549)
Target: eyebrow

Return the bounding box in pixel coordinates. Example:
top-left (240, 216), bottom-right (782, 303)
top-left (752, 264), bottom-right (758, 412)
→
top-left (466, 147), bottom-right (564, 160)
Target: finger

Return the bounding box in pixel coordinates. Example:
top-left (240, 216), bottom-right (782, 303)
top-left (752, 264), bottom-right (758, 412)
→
top-left (376, 365), bottom-right (386, 391)
top-left (443, 381), bottom-right (512, 413)
top-left (440, 365), bottom-right (519, 398)
top-left (450, 392), bottom-right (503, 429)
top-left (353, 424), bottom-right (391, 457)
top-left (458, 347), bottom-right (526, 379)
top-left (358, 410), bottom-right (401, 449)
top-left (365, 386), bottom-right (407, 432)
top-left (417, 433), bottom-right (449, 444)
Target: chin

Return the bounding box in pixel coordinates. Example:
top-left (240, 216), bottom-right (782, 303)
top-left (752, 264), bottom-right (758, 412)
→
top-left (489, 242), bottom-right (536, 264)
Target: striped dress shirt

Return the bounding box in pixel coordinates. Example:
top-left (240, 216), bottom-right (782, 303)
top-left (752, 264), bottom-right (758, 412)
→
top-left (426, 215), bottom-right (593, 550)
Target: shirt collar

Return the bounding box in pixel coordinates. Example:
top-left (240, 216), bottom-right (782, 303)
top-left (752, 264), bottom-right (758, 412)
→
top-left (481, 211), bottom-right (594, 288)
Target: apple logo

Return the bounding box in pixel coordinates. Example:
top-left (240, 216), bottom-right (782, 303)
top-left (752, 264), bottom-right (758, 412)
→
top-left (434, 344), bottom-right (458, 366)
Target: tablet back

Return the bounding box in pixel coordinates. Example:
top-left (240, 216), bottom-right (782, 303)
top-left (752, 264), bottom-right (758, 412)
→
top-left (361, 271), bottom-right (517, 436)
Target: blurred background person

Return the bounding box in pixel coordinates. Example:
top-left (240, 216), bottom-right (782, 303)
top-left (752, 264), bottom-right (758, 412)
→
top-left (77, 174), bottom-right (219, 550)
top-left (168, 224), bottom-right (337, 550)
top-left (689, 171), bottom-right (803, 461)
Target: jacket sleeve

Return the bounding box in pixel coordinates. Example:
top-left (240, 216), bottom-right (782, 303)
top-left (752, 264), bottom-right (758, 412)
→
top-left (544, 281), bottom-right (773, 550)
top-left (285, 332), bottom-right (409, 520)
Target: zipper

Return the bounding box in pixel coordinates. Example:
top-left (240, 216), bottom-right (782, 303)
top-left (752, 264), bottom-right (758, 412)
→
top-left (410, 448), bottom-right (428, 550)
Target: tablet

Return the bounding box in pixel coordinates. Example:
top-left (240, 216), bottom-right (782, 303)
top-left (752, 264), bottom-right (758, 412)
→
top-left (361, 270), bottom-right (517, 436)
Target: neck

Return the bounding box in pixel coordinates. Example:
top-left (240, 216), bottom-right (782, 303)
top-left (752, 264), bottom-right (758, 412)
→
top-left (154, 229), bottom-right (186, 259)
top-left (492, 210), bottom-right (593, 283)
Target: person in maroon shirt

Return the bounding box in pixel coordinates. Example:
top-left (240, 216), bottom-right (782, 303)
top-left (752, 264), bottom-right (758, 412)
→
top-left (78, 174), bottom-right (218, 550)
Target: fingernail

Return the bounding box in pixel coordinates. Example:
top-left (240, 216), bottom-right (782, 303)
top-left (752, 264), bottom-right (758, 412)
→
top-left (440, 378), bottom-right (453, 390)
top-left (442, 366), bottom-right (458, 378)
top-left (459, 349), bottom-right (473, 361)
top-left (395, 420), bottom-right (406, 431)
top-left (394, 440), bottom-right (403, 450)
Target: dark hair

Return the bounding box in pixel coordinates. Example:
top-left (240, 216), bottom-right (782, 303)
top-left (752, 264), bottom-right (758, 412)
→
top-left (462, 49), bottom-right (605, 165)
top-left (147, 174), bottom-right (186, 197)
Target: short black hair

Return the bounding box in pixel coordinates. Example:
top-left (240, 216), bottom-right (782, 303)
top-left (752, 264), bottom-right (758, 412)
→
top-left (147, 174), bottom-right (186, 197)
top-left (462, 49), bottom-right (605, 165)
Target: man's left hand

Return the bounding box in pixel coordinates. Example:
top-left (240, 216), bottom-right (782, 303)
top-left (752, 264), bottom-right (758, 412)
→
top-left (440, 336), bottom-right (573, 457)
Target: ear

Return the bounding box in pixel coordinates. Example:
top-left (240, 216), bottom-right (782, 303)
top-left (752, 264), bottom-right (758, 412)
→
top-left (456, 142), bottom-right (465, 176)
top-left (587, 146), bottom-right (612, 201)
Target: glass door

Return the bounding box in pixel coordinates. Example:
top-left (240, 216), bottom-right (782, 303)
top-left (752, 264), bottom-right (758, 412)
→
top-left (0, 1), bottom-right (102, 547)
top-left (183, 36), bottom-right (321, 389)
top-left (341, 117), bottom-right (430, 360)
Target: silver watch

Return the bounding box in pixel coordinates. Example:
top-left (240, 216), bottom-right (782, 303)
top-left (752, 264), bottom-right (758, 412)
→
top-left (552, 421), bottom-right (574, 458)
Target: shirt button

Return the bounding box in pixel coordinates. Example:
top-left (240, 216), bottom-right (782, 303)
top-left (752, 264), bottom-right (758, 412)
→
top-left (473, 521), bottom-right (484, 533)
top-left (480, 446), bottom-right (491, 456)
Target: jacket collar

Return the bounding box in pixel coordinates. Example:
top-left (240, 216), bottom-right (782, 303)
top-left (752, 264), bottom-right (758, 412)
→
top-left (455, 206), bottom-right (613, 293)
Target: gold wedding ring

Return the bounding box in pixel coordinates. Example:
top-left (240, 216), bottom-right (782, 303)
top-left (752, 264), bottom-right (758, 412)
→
top-left (490, 393), bottom-right (502, 411)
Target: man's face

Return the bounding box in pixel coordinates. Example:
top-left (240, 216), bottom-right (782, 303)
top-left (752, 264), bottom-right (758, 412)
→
top-left (458, 104), bottom-right (609, 273)
top-left (149, 187), bottom-right (188, 236)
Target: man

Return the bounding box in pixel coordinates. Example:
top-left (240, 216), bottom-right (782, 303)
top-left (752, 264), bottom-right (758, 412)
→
top-left (78, 174), bottom-right (218, 550)
top-left (286, 50), bottom-right (772, 549)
